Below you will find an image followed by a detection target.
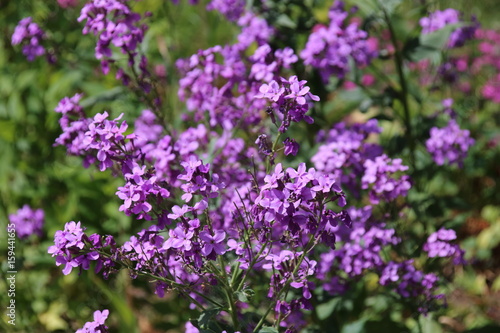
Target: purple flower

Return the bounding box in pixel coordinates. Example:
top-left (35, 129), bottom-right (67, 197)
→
top-left (167, 204), bottom-right (191, 220)
top-left (255, 76), bottom-right (319, 133)
top-left (284, 76), bottom-right (315, 105)
top-left (164, 227), bottom-right (195, 251)
top-left (419, 8), bottom-right (478, 48)
top-left (312, 120), bottom-right (383, 196)
top-left (253, 162), bottom-right (347, 249)
top-left (78, 0), bottom-right (148, 74)
top-left (300, 2), bottom-right (375, 82)
top-left (177, 157), bottom-right (224, 202)
top-left (185, 321), bottom-right (200, 333)
top-left (199, 230), bottom-right (226, 257)
top-left (379, 260), bottom-right (444, 314)
top-left (54, 94), bottom-right (92, 157)
top-left (116, 163), bottom-right (170, 220)
top-left (75, 309), bottom-right (110, 333)
top-left (82, 111), bottom-right (135, 171)
top-left (424, 228), bottom-right (465, 264)
top-left (206, 0), bottom-right (246, 22)
top-left (175, 14), bottom-right (279, 130)
top-left (256, 81), bottom-right (284, 102)
top-left (237, 13), bottom-right (274, 48)
top-left (12, 17), bottom-right (47, 61)
top-left (262, 250), bottom-right (295, 271)
top-left (55, 94), bottom-right (84, 116)
top-left (8, 205), bottom-right (44, 239)
top-left (275, 47), bottom-right (298, 68)
top-left (48, 221), bottom-right (103, 275)
top-left (426, 120), bottom-right (474, 167)
top-left (283, 138), bottom-right (299, 156)
top-left (361, 155), bottom-right (411, 204)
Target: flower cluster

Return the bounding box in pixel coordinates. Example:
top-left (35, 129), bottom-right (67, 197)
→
top-left (362, 155), bottom-right (411, 205)
top-left (380, 260), bottom-right (443, 314)
top-left (424, 228), bottom-right (465, 265)
top-left (334, 225), bottom-right (400, 277)
top-left (419, 8), bottom-right (478, 48)
top-left (311, 120), bottom-right (383, 196)
top-left (11, 17), bottom-right (47, 62)
top-left (76, 309), bottom-right (110, 333)
top-left (83, 112), bottom-right (134, 171)
top-left (206, 0), bottom-right (246, 22)
top-left (176, 35), bottom-right (298, 129)
top-left (54, 93), bottom-right (93, 158)
top-left (300, 1), bottom-right (376, 82)
top-left (312, 120), bottom-right (411, 205)
top-left (116, 164), bottom-right (170, 220)
top-left (252, 163), bottom-right (348, 249)
top-left (48, 221), bottom-right (103, 275)
top-left (178, 157), bottom-right (225, 203)
top-left (78, 0), bottom-right (149, 78)
top-left (482, 73), bottom-right (500, 103)
top-left (54, 94), bottom-right (141, 171)
top-left (475, 29), bottom-right (500, 103)
top-left (256, 76), bottom-right (319, 133)
top-left (317, 207), bottom-right (400, 295)
top-left (8, 205), bottom-right (44, 239)
top-left (426, 119), bottom-right (475, 167)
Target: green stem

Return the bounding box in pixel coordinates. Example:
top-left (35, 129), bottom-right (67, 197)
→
top-left (382, 5), bottom-right (416, 171)
top-left (236, 238), bottom-right (271, 292)
top-left (218, 256), bottom-right (240, 331)
top-left (230, 261), bottom-right (241, 287)
top-left (252, 236), bottom-right (315, 333)
top-left (265, 132), bottom-right (283, 173)
top-left (94, 248), bottom-right (224, 309)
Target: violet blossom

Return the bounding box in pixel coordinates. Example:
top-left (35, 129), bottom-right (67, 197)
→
top-left (300, 1), bottom-right (376, 82)
top-left (75, 309), bottom-right (110, 333)
top-left (8, 205), bottom-right (44, 239)
top-left (424, 228), bottom-right (465, 265)
top-left (426, 119), bottom-right (474, 167)
top-left (11, 17), bottom-right (47, 61)
top-left (419, 8), bottom-right (478, 48)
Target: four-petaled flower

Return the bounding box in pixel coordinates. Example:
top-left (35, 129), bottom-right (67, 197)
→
top-left (200, 230), bottom-right (226, 256)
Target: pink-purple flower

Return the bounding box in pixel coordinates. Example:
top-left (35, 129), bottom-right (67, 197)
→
top-left (12, 17), bottom-right (46, 61)
top-left (8, 205), bottom-right (44, 239)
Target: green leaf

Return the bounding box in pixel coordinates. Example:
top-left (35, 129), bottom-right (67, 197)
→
top-left (378, 0), bottom-right (403, 15)
top-left (198, 308), bottom-right (221, 329)
top-left (276, 14), bottom-right (297, 29)
top-left (258, 327), bottom-right (279, 333)
top-left (235, 289), bottom-right (255, 303)
top-left (80, 87), bottom-right (125, 108)
top-left (419, 23), bottom-right (465, 49)
top-left (16, 70), bottom-right (37, 91)
top-left (481, 205), bottom-right (500, 224)
top-left (8, 91), bottom-right (25, 121)
top-left (419, 315), bottom-right (443, 333)
top-left (0, 120), bottom-right (15, 142)
top-left (359, 98), bottom-right (373, 112)
top-left (404, 23), bottom-right (466, 63)
top-left (316, 297), bottom-right (341, 320)
top-left (341, 319), bottom-right (366, 333)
